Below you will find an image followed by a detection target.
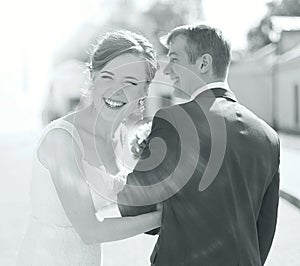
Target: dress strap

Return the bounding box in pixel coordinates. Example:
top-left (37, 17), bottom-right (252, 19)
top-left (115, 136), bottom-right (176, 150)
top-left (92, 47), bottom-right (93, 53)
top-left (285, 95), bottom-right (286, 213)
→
top-left (37, 118), bottom-right (85, 155)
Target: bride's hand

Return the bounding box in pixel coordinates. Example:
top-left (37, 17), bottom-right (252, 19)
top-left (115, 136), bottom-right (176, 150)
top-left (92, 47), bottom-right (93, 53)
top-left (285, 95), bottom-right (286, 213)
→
top-left (156, 203), bottom-right (163, 211)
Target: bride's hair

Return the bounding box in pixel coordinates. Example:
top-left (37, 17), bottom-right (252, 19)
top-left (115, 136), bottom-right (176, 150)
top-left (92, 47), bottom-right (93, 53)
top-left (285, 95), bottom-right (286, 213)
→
top-left (87, 30), bottom-right (158, 85)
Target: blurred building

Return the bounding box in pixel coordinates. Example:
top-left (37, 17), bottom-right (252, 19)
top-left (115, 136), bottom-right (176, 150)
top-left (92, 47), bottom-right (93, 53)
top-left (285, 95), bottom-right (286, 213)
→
top-left (229, 16), bottom-right (300, 134)
top-left (42, 59), bottom-right (91, 124)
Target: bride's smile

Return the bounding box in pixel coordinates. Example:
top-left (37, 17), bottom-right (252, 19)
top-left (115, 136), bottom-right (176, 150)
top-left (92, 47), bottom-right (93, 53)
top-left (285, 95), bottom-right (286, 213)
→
top-left (103, 97), bottom-right (127, 109)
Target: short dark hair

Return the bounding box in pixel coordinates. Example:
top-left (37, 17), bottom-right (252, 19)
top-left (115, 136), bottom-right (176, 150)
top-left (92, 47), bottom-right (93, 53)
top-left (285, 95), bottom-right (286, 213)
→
top-left (166, 24), bottom-right (231, 78)
top-left (88, 30), bottom-right (158, 84)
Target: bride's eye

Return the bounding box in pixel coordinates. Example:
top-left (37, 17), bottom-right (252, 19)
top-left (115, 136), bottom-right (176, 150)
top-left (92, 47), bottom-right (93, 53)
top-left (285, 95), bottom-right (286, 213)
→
top-left (101, 75), bottom-right (113, 80)
top-left (125, 81), bottom-right (138, 86)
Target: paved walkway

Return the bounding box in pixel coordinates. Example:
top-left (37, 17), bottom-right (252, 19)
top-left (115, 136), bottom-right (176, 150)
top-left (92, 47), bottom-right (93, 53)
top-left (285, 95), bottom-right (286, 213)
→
top-left (265, 199), bottom-right (300, 266)
top-left (264, 133), bottom-right (300, 266)
top-left (279, 133), bottom-right (300, 200)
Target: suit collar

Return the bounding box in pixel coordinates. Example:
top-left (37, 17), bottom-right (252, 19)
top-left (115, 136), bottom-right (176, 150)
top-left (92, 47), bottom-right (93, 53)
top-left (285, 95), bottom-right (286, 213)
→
top-left (193, 87), bottom-right (238, 103)
top-left (190, 82), bottom-right (229, 99)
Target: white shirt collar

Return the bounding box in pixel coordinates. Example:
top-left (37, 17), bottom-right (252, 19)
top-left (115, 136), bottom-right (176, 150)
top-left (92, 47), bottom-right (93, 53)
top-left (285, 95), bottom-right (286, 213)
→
top-left (190, 81), bottom-right (230, 100)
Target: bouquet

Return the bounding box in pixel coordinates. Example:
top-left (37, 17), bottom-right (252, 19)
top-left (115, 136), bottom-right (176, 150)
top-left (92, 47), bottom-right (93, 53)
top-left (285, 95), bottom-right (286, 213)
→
top-left (130, 121), bottom-right (152, 159)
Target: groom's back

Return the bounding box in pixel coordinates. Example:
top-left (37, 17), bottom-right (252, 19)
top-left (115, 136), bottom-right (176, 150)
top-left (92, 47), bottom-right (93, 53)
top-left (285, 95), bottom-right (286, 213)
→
top-left (154, 89), bottom-right (280, 266)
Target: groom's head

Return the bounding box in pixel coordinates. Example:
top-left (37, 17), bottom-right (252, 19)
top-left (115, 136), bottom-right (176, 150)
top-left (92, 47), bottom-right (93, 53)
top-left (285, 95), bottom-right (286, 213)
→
top-left (162, 24), bottom-right (231, 98)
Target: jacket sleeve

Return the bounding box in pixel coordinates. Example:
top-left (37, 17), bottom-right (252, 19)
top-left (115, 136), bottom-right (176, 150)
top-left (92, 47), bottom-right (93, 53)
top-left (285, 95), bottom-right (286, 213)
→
top-left (117, 109), bottom-right (179, 235)
top-left (257, 143), bottom-right (280, 264)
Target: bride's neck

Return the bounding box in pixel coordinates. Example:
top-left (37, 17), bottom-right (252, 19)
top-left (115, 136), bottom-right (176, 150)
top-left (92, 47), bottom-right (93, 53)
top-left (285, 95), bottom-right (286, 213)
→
top-left (85, 105), bottom-right (114, 140)
top-left (81, 105), bottom-right (120, 175)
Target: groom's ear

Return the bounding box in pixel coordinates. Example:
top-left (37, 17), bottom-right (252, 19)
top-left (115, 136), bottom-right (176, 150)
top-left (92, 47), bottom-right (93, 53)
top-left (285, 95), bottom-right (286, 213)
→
top-left (197, 53), bottom-right (212, 74)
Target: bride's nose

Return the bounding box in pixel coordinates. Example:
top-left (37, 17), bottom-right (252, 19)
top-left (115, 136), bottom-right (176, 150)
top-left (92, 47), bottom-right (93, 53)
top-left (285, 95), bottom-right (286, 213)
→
top-left (106, 83), bottom-right (127, 99)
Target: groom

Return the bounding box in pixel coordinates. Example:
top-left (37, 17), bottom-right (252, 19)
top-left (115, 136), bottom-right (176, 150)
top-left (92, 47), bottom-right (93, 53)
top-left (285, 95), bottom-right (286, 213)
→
top-left (118, 24), bottom-right (280, 265)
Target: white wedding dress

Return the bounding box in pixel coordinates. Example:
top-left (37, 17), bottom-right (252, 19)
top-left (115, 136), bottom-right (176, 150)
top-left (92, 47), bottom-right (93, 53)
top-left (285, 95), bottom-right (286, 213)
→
top-left (16, 118), bottom-right (132, 266)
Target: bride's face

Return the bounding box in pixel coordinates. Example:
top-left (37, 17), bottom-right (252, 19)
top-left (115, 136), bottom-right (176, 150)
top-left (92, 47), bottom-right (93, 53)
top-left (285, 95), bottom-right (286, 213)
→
top-left (91, 53), bottom-right (148, 123)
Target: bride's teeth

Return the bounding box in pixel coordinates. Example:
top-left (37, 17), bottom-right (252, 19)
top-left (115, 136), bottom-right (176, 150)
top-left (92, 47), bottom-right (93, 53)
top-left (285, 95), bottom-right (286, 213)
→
top-left (104, 98), bottom-right (126, 108)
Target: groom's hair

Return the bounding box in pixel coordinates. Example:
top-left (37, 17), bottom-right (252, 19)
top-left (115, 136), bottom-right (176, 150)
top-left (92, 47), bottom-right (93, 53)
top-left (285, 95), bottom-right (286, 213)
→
top-left (165, 24), bottom-right (231, 78)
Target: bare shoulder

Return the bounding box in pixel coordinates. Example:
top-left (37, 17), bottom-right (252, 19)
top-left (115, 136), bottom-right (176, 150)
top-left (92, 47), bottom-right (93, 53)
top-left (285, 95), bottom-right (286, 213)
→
top-left (37, 127), bottom-right (81, 169)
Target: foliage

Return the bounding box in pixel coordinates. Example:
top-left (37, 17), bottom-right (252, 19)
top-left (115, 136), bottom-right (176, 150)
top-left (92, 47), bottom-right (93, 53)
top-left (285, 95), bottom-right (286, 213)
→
top-left (247, 0), bottom-right (300, 51)
top-left (54, 0), bottom-right (203, 63)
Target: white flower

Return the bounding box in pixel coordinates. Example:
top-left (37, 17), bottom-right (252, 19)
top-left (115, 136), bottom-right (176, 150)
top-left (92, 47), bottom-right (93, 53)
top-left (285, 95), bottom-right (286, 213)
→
top-left (112, 168), bottom-right (132, 193)
top-left (130, 121), bottom-right (152, 159)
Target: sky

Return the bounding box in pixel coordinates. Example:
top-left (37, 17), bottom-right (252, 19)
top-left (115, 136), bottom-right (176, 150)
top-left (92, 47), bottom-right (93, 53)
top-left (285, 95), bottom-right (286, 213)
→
top-left (202, 0), bottom-right (270, 49)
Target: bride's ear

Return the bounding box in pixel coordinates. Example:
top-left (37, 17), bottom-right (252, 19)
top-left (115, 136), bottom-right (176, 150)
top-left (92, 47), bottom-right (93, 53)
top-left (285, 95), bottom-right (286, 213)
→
top-left (197, 53), bottom-right (212, 74)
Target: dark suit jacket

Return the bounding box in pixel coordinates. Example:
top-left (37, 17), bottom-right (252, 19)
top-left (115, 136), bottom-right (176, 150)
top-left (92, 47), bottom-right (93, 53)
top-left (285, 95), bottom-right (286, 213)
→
top-left (118, 88), bottom-right (280, 266)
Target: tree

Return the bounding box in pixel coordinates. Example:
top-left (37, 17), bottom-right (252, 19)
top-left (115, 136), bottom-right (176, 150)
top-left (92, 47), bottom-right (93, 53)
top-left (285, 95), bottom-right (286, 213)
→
top-left (272, 0), bottom-right (300, 16)
top-left (100, 0), bottom-right (203, 55)
top-left (247, 0), bottom-right (300, 51)
top-left (143, 1), bottom-right (190, 54)
top-left (53, 0), bottom-right (204, 63)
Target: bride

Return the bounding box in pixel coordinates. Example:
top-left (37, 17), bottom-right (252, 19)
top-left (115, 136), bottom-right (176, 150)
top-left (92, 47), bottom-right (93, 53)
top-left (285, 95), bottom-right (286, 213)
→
top-left (16, 30), bottom-right (161, 265)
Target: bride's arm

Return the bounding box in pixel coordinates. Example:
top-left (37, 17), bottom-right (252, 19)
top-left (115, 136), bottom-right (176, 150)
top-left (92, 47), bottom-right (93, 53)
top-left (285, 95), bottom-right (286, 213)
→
top-left (38, 128), bottom-right (161, 245)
